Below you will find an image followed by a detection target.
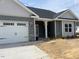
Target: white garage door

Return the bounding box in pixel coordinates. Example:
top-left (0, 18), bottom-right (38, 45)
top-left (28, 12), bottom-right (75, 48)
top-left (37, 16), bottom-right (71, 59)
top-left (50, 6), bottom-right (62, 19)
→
top-left (0, 21), bottom-right (29, 44)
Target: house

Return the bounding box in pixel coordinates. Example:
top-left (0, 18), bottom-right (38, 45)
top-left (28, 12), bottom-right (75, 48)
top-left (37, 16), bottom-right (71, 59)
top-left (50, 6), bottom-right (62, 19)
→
top-left (28, 7), bottom-right (78, 39)
top-left (0, 0), bottom-right (78, 44)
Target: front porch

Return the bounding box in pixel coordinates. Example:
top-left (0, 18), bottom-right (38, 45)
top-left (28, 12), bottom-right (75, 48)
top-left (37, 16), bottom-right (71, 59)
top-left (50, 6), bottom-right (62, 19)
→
top-left (34, 20), bottom-right (63, 40)
top-left (35, 20), bottom-right (60, 40)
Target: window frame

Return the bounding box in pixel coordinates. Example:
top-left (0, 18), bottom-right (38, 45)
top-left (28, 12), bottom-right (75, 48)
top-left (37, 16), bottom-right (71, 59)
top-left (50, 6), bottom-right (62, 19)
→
top-left (3, 23), bottom-right (14, 26)
top-left (69, 24), bottom-right (72, 32)
top-left (17, 23), bottom-right (26, 26)
top-left (64, 23), bottom-right (72, 32)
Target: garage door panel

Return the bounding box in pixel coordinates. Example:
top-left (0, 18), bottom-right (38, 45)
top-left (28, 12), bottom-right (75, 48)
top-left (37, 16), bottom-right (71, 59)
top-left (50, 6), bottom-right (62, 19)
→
top-left (0, 27), bottom-right (15, 38)
top-left (0, 21), bottom-right (29, 44)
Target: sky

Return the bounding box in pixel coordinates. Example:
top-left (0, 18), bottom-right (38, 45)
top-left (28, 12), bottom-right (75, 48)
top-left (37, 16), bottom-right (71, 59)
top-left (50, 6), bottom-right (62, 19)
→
top-left (20, 0), bottom-right (79, 17)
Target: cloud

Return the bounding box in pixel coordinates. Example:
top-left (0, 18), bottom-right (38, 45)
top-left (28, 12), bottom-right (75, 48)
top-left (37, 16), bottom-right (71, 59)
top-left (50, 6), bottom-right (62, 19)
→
top-left (19, 0), bottom-right (35, 6)
top-left (75, 0), bottom-right (79, 4)
top-left (38, 0), bottom-right (74, 12)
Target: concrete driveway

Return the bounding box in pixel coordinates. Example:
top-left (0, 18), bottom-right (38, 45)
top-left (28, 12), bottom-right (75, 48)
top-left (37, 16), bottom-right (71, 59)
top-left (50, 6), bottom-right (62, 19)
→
top-left (0, 45), bottom-right (50, 59)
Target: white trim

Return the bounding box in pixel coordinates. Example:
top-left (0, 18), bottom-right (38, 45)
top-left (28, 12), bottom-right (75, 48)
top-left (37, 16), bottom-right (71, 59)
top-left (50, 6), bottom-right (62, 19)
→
top-left (14, 0), bottom-right (39, 17)
top-left (31, 16), bottom-right (78, 22)
top-left (62, 21), bottom-right (63, 37)
top-left (31, 16), bottom-right (53, 21)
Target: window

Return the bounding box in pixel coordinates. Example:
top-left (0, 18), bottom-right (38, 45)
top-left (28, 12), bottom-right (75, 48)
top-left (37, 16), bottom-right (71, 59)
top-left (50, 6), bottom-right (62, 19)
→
top-left (65, 28), bottom-right (68, 32)
top-left (65, 24), bottom-right (68, 32)
top-left (65, 24), bottom-right (72, 32)
top-left (69, 24), bottom-right (72, 27)
top-left (69, 24), bottom-right (72, 32)
top-left (65, 24), bottom-right (68, 27)
top-left (3, 23), bottom-right (14, 26)
top-left (69, 28), bottom-right (72, 32)
top-left (17, 23), bottom-right (26, 26)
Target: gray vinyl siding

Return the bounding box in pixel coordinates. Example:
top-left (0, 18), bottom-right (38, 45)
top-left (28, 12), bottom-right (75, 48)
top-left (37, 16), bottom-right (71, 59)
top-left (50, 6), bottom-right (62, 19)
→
top-left (76, 22), bottom-right (79, 26)
top-left (0, 15), bottom-right (35, 41)
top-left (74, 22), bottom-right (76, 36)
top-left (56, 21), bottom-right (62, 37)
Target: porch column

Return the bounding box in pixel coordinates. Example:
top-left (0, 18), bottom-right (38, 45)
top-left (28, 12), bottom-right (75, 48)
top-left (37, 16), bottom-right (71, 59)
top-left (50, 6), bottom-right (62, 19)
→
top-left (44, 21), bottom-right (48, 38)
top-left (34, 19), bottom-right (36, 40)
top-left (55, 21), bottom-right (57, 38)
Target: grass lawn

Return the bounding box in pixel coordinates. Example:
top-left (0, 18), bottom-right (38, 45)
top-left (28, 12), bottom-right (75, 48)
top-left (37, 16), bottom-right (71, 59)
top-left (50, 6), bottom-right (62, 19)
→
top-left (36, 39), bottom-right (79, 59)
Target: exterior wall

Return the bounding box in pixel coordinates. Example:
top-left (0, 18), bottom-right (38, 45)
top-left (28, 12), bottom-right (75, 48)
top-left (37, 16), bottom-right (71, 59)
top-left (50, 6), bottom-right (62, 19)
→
top-left (0, 0), bottom-right (31, 17)
top-left (56, 21), bottom-right (62, 37)
top-left (0, 15), bottom-right (35, 41)
top-left (62, 21), bottom-right (75, 37)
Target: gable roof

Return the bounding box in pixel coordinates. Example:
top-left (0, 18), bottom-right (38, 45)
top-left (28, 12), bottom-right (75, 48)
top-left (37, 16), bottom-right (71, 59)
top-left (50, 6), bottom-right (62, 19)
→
top-left (56, 10), bottom-right (68, 17)
top-left (56, 9), bottom-right (78, 20)
top-left (27, 6), bottom-right (57, 19)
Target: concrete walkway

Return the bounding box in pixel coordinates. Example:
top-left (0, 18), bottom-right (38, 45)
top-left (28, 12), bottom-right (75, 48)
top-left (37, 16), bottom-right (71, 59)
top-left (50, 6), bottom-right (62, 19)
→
top-left (0, 45), bottom-right (50, 59)
top-left (0, 41), bottom-right (50, 59)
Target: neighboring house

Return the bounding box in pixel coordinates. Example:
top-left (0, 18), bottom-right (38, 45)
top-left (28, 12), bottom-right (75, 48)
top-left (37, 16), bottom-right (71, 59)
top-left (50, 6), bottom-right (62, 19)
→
top-left (0, 0), bottom-right (78, 44)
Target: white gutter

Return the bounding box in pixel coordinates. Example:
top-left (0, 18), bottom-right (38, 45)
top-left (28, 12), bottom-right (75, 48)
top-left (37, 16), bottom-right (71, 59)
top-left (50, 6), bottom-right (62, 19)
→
top-left (31, 16), bottom-right (78, 22)
top-left (31, 16), bottom-right (54, 21)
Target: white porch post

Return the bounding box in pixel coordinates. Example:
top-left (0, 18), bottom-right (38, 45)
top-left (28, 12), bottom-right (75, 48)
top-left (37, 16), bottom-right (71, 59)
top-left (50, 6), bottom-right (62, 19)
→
top-left (44, 21), bottom-right (48, 38)
top-left (55, 21), bottom-right (57, 38)
top-left (62, 21), bottom-right (63, 37)
top-left (34, 19), bottom-right (36, 40)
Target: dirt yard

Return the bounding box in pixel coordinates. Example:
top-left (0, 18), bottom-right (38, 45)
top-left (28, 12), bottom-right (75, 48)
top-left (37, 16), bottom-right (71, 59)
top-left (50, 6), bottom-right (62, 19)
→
top-left (37, 38), bottom-right (79, 59)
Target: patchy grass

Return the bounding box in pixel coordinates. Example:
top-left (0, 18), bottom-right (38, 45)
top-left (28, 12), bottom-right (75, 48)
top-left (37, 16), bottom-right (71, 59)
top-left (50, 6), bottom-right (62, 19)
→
top-left (36, 39), bottom-right (79, 59)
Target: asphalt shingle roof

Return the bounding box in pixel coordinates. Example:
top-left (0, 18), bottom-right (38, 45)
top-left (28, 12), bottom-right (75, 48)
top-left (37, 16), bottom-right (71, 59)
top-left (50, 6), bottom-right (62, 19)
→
top-left (27, 6), bottom-right (57, 19)
top-left (27, 6), bottom-right (78, 20)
